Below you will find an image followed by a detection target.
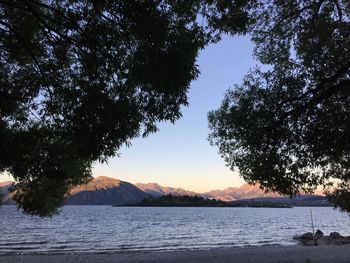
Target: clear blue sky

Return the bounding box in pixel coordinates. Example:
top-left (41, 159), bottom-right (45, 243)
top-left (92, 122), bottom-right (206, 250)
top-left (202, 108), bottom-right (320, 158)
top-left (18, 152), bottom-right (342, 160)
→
top-left (0, 35), bottom-right (257, 192)
top-left (93, 35), bottom-right (257, 192)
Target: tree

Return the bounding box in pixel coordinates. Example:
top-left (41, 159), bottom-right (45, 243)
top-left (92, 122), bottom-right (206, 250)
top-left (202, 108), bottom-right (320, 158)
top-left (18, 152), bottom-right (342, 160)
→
top-left (208, 1), bottom-right (350, 212)
top-left (0, 0), bottom-right (253, 216)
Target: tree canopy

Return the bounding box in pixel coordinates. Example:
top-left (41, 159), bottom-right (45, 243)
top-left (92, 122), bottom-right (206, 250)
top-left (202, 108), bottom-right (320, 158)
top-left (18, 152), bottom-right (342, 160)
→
top-left (0, 0), bottom-right (254, 216)
top-left (209, 1), bottom-right (350, 212)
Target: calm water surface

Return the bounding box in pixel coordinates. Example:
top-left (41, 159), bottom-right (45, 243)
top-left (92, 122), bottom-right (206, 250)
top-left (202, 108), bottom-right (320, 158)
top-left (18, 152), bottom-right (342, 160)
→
top-left (0, 206), bottom-right (349, 254)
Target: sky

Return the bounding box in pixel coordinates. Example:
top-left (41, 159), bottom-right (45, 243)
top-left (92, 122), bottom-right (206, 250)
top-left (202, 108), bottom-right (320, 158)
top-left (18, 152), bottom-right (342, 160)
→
top-left (0, 35), bottom-right (258, 192)
top-left (93, 35), bottom-right (257, 192)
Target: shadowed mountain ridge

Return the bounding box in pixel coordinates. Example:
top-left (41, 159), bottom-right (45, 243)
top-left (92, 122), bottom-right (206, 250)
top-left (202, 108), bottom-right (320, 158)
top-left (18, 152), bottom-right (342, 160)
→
top-left (0, 181), bottom-right (14, 204)
top-left (66, 176), bottom-right (150, 205)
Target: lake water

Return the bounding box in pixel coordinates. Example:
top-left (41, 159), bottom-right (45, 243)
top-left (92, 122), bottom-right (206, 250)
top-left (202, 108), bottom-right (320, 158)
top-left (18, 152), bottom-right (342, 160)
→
top-left (0, 206), bottom-right (349, 254)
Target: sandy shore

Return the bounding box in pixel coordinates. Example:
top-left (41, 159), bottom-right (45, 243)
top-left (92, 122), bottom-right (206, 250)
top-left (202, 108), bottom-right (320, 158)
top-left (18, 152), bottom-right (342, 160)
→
top-left (1, 245), bottom-right (350, 263)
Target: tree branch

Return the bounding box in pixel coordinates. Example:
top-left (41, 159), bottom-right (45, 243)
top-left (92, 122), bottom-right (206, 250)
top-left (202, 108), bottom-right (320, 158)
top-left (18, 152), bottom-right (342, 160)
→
top-left (0, 91), bottom-right (29, 102)
top-left (333, 0), bottom-right (343, 22)
top-left (278, 61), bottom-right (350, 107)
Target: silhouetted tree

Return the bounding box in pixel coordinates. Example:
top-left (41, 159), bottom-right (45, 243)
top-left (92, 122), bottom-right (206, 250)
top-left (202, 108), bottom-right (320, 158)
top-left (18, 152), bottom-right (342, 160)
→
top-left (0, 0), bottom-right (253, 216)
top-left (209, 1), bottom-right (350, 212)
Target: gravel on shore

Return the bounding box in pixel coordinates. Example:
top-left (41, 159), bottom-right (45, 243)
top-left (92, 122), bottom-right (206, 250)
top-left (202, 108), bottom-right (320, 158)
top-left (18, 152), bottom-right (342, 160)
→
top-left (1, 245), bottom-right (350, 263)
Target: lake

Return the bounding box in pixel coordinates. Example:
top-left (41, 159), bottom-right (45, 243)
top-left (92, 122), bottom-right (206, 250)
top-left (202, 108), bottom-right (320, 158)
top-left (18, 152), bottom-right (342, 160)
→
top-left (0, 206), bottom-right (349, 254)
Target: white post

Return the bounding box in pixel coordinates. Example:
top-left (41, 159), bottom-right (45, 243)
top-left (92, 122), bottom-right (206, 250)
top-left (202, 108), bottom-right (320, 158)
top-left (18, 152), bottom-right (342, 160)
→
top-left (310, 208), bottom-right (315, 234)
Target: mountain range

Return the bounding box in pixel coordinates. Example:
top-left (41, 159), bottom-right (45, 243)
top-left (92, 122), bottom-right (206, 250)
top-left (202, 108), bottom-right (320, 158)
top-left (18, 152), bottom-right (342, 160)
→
top-left (203, 184), bottom-right (281, 202)
top-left (0, 176), bottom-right (327, 206)
top-left (135, 183), bottom-right (199, 198)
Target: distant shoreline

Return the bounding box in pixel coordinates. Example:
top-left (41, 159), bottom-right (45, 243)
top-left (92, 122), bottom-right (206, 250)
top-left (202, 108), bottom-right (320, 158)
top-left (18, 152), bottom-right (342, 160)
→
top-left (1, 244), bottom-right (350, 263)
top-left (1, 204), bottom-right (332, 207)
top-left (120, 194), bottom-right (294, 208)
top-left (116, 204), bottom-right (293, 208)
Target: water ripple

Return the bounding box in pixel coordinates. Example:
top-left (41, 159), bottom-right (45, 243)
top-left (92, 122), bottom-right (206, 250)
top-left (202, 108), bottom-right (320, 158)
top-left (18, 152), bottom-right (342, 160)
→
top-left (0, 206), bottom-right (350, 254)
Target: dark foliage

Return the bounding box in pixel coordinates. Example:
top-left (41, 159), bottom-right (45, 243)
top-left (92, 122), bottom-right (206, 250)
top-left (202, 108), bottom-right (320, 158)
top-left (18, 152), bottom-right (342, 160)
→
top-left (209, 1), bottom-right (350, 212)
top-left (0, 0), bottom-right (254, 216)
top-left (127, 194), bottom-right (228, 207)
top-left (128, 194), bottom-right (294, 208)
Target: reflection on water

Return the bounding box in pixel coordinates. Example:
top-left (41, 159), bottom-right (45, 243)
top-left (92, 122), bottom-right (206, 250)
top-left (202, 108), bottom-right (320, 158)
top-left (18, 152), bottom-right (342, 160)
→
top-left (0, 206), bottom-right (349, 254)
